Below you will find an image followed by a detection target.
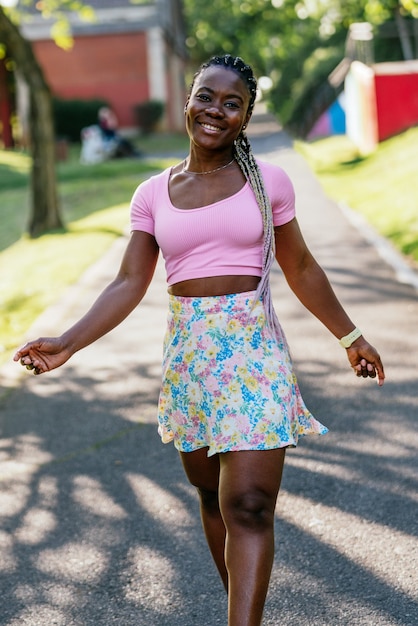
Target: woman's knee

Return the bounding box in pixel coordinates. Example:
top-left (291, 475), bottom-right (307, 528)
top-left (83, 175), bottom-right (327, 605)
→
top-left (197, 486), bottom-right (221, 515)
top-left (221, 487), bottom-right (276, 532)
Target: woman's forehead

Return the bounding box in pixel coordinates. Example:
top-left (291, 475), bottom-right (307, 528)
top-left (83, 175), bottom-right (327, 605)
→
top-left (193, 66), bottom-right (249, 97)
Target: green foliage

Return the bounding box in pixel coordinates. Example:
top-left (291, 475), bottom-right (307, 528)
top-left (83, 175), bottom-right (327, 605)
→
top-left (53, 97), bottom-right (108, 141)
top-left (402, 0), bottom-right (418, 18)
top-left (134, 100), bottom-right (165, 134)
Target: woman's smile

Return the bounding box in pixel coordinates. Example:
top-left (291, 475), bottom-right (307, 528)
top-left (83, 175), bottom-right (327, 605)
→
top-left (199, 121), bottom-right (224, 133)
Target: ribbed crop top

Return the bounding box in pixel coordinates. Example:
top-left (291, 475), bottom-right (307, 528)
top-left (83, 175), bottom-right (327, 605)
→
top-left (130, 159), bottom-right (295, 286)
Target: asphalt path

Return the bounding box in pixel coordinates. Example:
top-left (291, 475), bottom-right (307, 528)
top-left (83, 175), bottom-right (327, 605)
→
top-left (0, 108), bottom-right (417, 625)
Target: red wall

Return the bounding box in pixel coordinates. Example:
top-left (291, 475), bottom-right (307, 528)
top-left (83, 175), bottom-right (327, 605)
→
top-left (33, 32), bottom-right (149, 127)
top-left (374, 66), bottom-right (418, 141)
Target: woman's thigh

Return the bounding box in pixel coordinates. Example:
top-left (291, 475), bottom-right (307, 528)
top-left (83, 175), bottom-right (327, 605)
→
top-left (179, 447), bottom-right (220, 492)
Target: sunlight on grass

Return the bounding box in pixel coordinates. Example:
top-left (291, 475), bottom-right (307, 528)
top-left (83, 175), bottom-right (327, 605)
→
top-left (0, 188), bottom-right (30, 250)
top-left (296, 128), bottom-right (418, 266)
top-left (0, 150), bottom-right (31, 171)
top-left (295, 134), bottom-right (363, 173)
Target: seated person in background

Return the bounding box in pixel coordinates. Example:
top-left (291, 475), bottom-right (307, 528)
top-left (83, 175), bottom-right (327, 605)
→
top-left (98, 106), bottom-right (118, 140)
top-left (98, 106), bottom-right (141, 158)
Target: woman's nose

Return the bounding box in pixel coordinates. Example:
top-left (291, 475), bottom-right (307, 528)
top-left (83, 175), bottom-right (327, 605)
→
top-left (205, 104), bottom-right (223, 117)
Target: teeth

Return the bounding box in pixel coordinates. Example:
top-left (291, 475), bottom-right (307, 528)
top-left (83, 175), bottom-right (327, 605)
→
top-left (201, 123), bottom-right (221, 131)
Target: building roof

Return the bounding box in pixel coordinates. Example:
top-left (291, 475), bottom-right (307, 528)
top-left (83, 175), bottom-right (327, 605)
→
top-left (19, 0), bottom-right (187, 56)
top-left (82, 0), bottom-right (145, 7)
top-left (18, 0), bottom-right (151, 11)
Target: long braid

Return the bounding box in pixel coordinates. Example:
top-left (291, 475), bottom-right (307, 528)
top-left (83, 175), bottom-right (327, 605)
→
top-left (234, 132), bottom-right (281, 337)
top-left (192, 55), bottom-right (280, 337)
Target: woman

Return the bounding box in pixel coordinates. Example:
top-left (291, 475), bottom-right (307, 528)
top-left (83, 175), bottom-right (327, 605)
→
top-left (14, 55), bottom-right (384, 626)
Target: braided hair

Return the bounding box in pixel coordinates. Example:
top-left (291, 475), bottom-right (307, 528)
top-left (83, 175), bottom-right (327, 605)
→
top-left (192, 55), bottom-right (280, 337)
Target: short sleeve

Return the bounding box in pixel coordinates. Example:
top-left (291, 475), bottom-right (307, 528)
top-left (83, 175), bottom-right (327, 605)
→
top-left (257, 160), bottom-right (296, 227)
top-left (130, 177), bottom-right (156, 236)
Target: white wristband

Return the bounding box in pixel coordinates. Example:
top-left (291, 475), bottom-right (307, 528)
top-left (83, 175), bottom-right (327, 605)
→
top-left (339, 327), bottom-right (362, 348)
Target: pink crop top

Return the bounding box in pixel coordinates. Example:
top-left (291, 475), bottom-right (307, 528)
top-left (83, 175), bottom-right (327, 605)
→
top-left (130, 159), bottom-right (295, 286)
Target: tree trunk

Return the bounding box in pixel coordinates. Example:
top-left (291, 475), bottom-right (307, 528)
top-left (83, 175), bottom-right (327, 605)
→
top-left (0, 6), bottom-right (63, 237)
top-left (28, 75), bottom-right (63, 236)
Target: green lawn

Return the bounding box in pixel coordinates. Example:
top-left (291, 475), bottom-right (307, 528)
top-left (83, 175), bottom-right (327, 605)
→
top-left (295, 127), bottom-right (418, 266)
top-left (0, 133), bottom-right (188, 367)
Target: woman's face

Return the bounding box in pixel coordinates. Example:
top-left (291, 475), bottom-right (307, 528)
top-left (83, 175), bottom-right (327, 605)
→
top-left (185, 66), bottom-right (252, 151)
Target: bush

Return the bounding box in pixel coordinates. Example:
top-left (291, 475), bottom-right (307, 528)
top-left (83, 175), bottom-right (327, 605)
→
top-left (134, 100), bottom-right (164, 134)
top-left (53, 97), bottom-right (109, 142)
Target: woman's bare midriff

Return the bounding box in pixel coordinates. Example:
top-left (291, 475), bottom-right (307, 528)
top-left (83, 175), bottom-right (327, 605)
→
top-left (168, 275), bottom-right (260, 297)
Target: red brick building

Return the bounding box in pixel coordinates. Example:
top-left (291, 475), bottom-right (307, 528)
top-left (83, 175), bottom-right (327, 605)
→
top-left (20, 0), bottom-right (187, 132)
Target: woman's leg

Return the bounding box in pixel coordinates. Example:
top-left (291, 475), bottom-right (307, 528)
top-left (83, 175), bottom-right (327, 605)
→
top-left (219, 448), bottom-right (286, 626)
top-left (179, 448), bottom-right (228, 588)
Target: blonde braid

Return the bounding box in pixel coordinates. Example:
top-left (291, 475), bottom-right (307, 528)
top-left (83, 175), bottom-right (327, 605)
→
top-left (234, 132), bottom-right (280, 337)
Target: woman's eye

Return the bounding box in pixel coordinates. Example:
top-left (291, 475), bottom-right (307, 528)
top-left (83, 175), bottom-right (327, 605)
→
top-left (197, 94), bottom-right (210, 101)
top-left (226, 101), bottom-right (239, 108)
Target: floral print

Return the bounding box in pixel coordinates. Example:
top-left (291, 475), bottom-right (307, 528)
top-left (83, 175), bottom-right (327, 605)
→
top-left (157, 291), bottom-right (328, 456)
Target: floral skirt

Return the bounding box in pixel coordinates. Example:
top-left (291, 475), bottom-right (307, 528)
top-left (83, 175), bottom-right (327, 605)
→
top-left (157, 291), bottom-right (328, 457)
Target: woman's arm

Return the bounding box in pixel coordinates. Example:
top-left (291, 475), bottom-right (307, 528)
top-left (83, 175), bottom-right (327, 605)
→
top-left (274, 218), bottom-right (385, 385)
top-left (14, 230), bottom-right (159, 375)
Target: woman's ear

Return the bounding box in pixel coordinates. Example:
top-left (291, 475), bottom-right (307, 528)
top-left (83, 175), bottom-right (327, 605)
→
top-left (242, 111), bottom-right (252, 132)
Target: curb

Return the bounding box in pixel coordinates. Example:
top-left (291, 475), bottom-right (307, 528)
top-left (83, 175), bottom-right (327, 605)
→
top-left (339, 201), bottom-right (418, 292)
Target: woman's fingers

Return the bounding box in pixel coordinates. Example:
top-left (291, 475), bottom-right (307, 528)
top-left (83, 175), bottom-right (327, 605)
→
top-left (354, 359), bottom-right (379, 382)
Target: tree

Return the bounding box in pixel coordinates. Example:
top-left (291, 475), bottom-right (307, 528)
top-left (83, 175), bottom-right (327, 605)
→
top-left (0, 5), bottom-right (63, 236)
top-left (0, 1), bottom-right (93, 237)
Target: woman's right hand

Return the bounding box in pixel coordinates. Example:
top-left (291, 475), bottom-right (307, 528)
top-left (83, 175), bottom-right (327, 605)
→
top-left (13, 337), bottom-right (72, 375)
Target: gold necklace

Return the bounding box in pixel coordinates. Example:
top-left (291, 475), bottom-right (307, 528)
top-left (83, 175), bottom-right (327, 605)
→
top-left (182, 158), bottom-right (235, 175)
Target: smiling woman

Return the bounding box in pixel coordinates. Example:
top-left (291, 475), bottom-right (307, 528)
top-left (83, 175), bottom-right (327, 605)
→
top-left (14, 54), bottom-right (384, 626)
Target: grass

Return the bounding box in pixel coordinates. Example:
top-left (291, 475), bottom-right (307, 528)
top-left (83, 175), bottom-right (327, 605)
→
top-left (0, 132), bottom-right (188, 367)
top-left (295, 127), bottom-right (418, 266)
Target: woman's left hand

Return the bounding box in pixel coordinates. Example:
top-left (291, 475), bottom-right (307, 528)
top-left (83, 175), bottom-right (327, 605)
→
top-left (346, 340), bottom-right (385, 386)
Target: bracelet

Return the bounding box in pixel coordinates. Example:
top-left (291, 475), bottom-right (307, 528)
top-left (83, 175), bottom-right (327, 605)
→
top-left (339, 327), bottom-right (362, 348)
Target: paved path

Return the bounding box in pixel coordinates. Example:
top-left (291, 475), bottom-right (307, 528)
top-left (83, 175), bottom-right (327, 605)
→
top-left (0, 108), bottom-right (417, 625)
